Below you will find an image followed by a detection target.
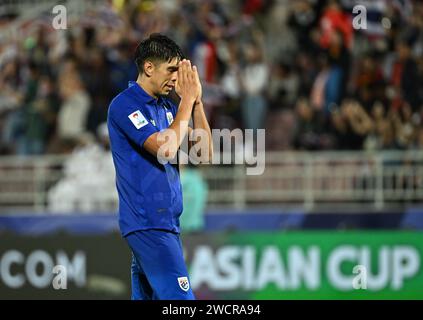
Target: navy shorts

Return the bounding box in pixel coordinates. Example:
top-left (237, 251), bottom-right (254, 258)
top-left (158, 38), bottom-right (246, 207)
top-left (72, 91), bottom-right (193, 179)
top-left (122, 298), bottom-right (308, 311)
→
top-left (125, 229), bottom-right (195, 300)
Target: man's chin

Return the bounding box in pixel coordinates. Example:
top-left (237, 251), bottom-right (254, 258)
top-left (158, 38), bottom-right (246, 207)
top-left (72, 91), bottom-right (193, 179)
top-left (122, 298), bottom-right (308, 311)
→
top-left (161, 88), bottom-right (173, 95)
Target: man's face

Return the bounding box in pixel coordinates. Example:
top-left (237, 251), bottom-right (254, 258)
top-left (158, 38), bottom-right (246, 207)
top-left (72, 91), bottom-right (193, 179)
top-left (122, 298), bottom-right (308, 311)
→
top-left (150, 57), bottom-right (179, 96)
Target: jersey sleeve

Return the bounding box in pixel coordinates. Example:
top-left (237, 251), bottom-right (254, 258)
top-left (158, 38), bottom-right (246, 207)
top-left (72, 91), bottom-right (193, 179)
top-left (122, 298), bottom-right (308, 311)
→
top-left (109, 98), bottom-right (158, 148)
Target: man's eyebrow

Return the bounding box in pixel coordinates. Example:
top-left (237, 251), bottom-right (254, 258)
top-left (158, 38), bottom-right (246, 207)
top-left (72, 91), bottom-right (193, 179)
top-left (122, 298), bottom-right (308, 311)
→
top-left (168, 66), bottom-right (179, 71)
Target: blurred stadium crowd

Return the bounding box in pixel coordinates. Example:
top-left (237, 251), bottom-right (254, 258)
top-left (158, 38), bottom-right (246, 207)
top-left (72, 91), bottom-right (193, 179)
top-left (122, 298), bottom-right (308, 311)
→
top-left (0, 0), bottom-right (423, 156)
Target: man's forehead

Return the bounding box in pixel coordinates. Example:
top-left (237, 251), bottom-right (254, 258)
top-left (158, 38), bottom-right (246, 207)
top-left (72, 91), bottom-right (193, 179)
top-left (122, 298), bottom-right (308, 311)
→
top-left (167, 57), bottom-right (180, 67)
top-left (154, 57), bottom-right (180, 70)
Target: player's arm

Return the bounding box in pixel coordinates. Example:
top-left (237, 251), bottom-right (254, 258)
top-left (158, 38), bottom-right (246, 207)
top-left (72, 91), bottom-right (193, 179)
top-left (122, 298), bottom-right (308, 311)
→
top-left (143, 60), bottom-right (200, 160)
top-left (182, 68), bottom-right (212, 163)
top-left (189, 97), bottom-right (213, 163)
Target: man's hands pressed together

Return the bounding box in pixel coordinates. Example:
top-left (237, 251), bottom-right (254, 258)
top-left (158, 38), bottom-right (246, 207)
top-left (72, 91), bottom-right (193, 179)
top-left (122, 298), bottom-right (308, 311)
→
top-left (176, 59), bottom-right (202, 105)
top-left (143, 59), bottom-right (201, 160)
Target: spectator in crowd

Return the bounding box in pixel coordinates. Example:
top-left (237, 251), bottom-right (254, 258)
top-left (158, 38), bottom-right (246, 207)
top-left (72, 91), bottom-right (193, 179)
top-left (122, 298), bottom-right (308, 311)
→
top-left (22, 75), bottom-right (60, 154)
top-left (6, 60), bottom-right (57, 155)
top-left (353, 54), bottom-right (386, 111)
top-left (288, 0), bottom-right (319, 54)
top-left (391, 103), bottom-right (416, 148)
top-left (294, 97), bottom-right (332, 150)
top-left (0, 58), bottom-right (25, 154)
top-left (108, 40), bottom-right (138, 96)
top-left (319, 0), bottom-right (353, 50)
top-left (330, 100), bottom-right (373, 150)
top-left (239, 40), bottom-right (269, 153)
top-left (390, 40), bottom-right (422, 111)
top-left (367, 101), bottom-right (390, 150)
top-left (267, 62), bottom-right (299, 111)
top-left (57, 72), bottom-right (90, 140)
top-left (82, 48), bottom-right (114, 135)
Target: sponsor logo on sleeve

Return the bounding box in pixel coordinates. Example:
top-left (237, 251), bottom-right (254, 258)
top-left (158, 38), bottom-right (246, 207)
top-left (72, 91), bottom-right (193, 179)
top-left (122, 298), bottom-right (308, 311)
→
top-left (128, 110), bottom-right (148, 129)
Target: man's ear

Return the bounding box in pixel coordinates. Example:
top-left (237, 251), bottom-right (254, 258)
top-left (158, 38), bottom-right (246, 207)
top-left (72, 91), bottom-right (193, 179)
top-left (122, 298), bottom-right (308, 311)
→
top-left (144, 60), bottom-right (155, 77)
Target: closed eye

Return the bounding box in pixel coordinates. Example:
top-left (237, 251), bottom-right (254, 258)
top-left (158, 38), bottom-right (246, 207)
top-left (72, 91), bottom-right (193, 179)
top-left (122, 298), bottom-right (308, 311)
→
top-left (168, 66), bottom-right (179, 73)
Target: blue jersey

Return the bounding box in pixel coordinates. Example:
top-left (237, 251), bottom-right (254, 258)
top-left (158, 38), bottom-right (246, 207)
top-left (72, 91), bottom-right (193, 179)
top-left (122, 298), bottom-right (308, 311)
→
top-left (107, 81), bottom-right (183, 237)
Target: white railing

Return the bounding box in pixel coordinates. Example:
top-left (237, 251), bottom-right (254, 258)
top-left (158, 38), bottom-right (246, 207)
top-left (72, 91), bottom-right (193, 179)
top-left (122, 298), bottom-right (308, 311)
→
top-left (203, 150), bottom-right (423, 210)
top-left (0, 150), bottom-right (422, 213)
top-left (0, 155), bottom-right (66, 211)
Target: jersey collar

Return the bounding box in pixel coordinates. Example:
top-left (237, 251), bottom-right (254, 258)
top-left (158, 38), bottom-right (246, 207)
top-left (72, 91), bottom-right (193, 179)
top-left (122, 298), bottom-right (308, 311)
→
top-left (128, 81), bottom-right (165, 105)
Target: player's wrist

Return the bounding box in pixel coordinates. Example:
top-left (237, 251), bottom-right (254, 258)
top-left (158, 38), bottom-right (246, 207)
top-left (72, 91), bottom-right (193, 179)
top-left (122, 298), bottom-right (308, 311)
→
top-left (194, 96), bottom-right (202, 104)
top-left (180, 95), bottom-right (197, 107)
top-left (193, 100), bottom-right (203, 113)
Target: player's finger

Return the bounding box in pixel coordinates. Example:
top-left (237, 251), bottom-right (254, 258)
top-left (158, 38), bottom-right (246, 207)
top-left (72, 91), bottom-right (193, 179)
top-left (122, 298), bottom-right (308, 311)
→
top-left (186, 60), bottom-right (195, 82)
top-left (177, 61), bottom-right (184, 84)
top-left (182, 60), bottom-right (190, 84)
top-left (192, 65), bottom-right (199, 81)
top-left (179, 60), bottom-right (187, 84)
top-left (191, 65), bottom-right (198, 84)
top-left (184, 59), bottom-right (191, 73)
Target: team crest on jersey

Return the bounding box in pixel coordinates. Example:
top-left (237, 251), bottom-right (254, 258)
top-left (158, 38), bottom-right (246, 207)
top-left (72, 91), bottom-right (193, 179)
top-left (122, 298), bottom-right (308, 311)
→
top-left (128, 110), bottom-right (148, 129)
top-left (166, 111), bottom-right (174, 125)
top-left (178, 276), bottom-right (189, 292)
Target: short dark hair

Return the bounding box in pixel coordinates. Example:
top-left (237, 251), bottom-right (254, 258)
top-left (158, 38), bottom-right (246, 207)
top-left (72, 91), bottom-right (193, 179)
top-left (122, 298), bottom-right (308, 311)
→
top-left (134, 33), bottom-right (184, 73)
